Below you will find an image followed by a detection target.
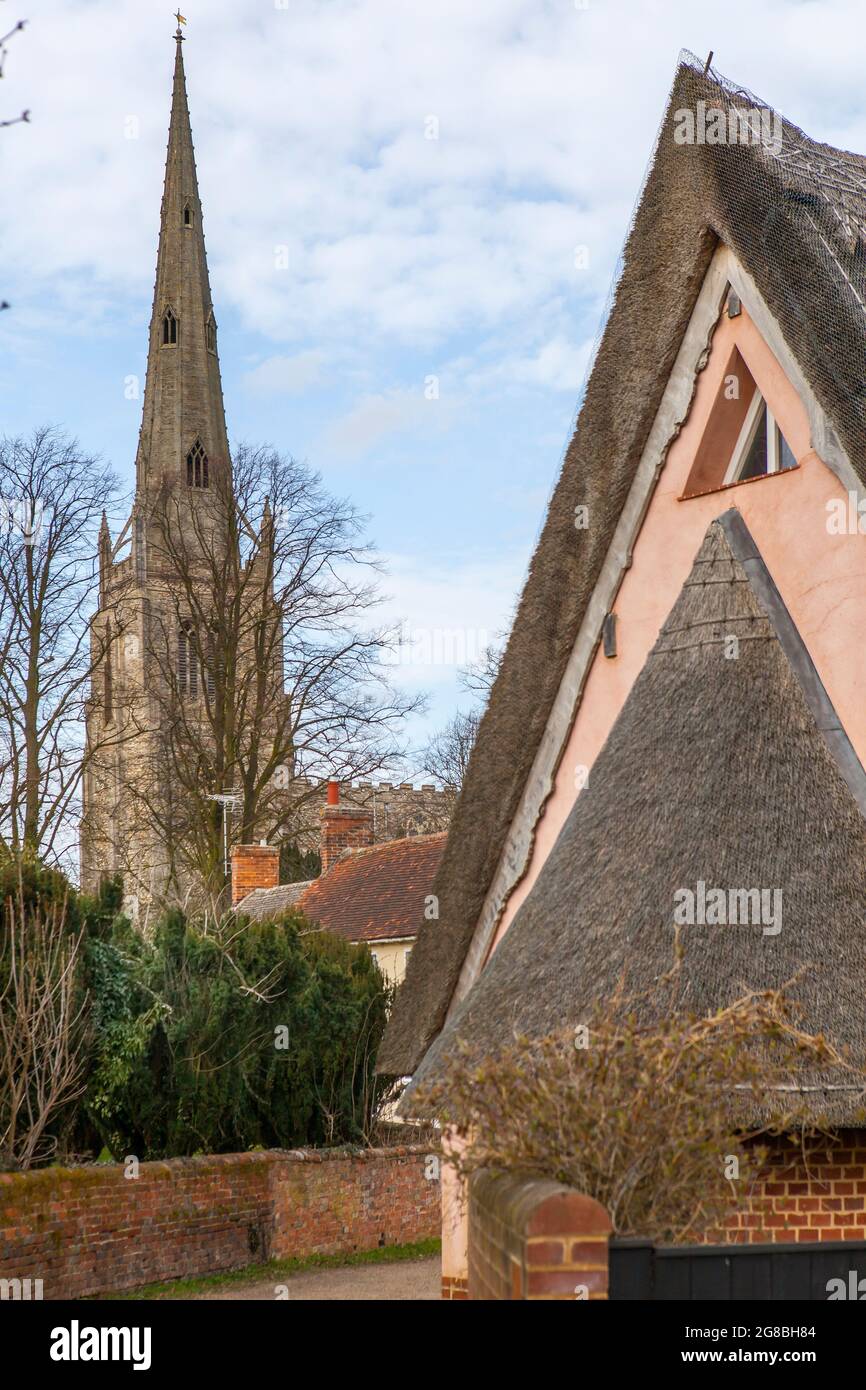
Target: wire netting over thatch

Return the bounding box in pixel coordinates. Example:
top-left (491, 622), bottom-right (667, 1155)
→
top-left (380, 53), bottom-right (866, 1078)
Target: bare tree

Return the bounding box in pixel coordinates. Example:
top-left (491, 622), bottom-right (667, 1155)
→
top-left (419, 708), bottom-right (479, 790)
top-left (0, 891), bottom-right (89, 1170)
top-left (0, 12), bottom-right (27, 127)
top-left (125, 444), bottom-right (423, 911)
top-left (0, 428), bottom-right (128, 870)
top-left (1, 10), bottom-right (29, 311)
top-left (458, 636), bottom-right (504, 702)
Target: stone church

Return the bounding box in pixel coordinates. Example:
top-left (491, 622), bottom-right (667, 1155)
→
top-left (80, 29), bottom-right (450, 916)
top-left (79, 28), bottom-right (248, 914)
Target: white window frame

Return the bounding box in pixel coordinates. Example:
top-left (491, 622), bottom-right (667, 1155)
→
top-left (724, 386), bottom-right (787, 485)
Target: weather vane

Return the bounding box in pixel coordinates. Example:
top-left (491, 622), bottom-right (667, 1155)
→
top-left (174, 10), bottom-right (187, 39)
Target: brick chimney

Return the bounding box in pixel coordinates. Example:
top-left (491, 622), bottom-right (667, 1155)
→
top-left (320, 780), bottom-right (374, 874)
top-left (231, 841), bottom-right (280, 906)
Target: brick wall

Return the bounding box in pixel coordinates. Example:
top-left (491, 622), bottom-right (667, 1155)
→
top-left (231, 843), bottom-right (280, 905)
top-left (467, 1170), bottom-right (611, 1301)
top-left (0, 1146), bottom-right (440, 1300)
top-left (458, 1131), bottom-right (866, 1299)
top-left (711, 1131), bottom-right (866, 1244)
top-left (320, 805), bottom-right (374, 875)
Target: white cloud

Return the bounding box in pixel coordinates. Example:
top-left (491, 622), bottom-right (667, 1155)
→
top-left (461, 333), bottom-right (594, 395)
top-left (7, 0), bottom-right (866, 757)
top-left (8, 0), bottom-right (866, 362)
top-left (325, 386), bottom-right (458, 456)
top-left (243, 350), bottom-right (327, 396)
top-left (377, 549), bottom-right (525, 695)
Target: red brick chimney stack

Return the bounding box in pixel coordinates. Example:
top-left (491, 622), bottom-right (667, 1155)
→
top-left (231, 841), bottom-right (280, 906)
top-left (320, 781), bottom-right (374, 874)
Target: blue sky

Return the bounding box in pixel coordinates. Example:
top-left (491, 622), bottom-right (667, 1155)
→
top-left (4, 0), bottom-right (866, 767)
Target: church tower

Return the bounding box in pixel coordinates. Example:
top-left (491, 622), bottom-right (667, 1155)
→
top-left (80, 23), bottom-right (241, 914)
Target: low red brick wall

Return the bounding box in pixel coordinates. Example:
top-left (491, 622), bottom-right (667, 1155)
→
top-left (459, 1132), bottom-right (866, 1299)
top-left (0, 1145), bottom-right (439, 1300)
top-left (467, 1170), bottom-right (611, 1301)
top-left (712, 1131), bottom-right (866, 1244)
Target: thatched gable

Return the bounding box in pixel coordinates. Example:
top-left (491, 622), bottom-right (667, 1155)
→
top-left (404, 514), bottom-right (866, 1121)
top-left (379, 52), bottom-right (866, 1077)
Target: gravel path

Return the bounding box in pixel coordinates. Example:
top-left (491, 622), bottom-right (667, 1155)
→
top-left (192, 1255), bottom-right (441, 1301)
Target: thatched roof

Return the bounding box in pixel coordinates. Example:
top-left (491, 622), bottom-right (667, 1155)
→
top-left (403, 514), bottom-right (866, 1122)
top-left (379, 51), bottom-right (866, 1077)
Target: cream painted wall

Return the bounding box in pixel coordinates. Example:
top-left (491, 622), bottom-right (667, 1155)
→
top-left (365, 937), bottom-right (414, 984)
top-left (486, 295), bottom-right (866, 960)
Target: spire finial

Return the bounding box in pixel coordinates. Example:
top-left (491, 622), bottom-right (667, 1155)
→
top-left (174, 10), bottom-right (187, 40)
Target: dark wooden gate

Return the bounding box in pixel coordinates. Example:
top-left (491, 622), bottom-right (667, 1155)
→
top-left (610, 1237), bottom-right (866, 1300)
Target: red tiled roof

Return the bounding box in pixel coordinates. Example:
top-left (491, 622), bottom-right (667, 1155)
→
top-left (297, 833), bottom-right (447, 942)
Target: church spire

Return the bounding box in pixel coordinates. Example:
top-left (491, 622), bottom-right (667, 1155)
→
top-left (134, 24), bottom-right (230, 501)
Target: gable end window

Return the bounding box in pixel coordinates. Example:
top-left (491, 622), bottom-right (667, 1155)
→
top-left (723, 388), bottom-right (797, 485)
top-left (162, 307), bottom-right (179, 346)
top-left (681, 342), bottom-right (798, 499)
top-left (186, 439), bottom-right (209, 489)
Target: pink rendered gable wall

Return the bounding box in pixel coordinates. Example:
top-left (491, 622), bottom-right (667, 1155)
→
top-left (486, 297), bottom-right (866, 960)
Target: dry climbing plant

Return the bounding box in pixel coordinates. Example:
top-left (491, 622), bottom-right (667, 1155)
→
top-left (414, 959), bottom-right (866, 1243)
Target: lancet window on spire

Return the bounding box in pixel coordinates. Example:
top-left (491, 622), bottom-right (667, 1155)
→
top-left (183, 201), bottom-right (192, 227)
top-left (162, 306), bottom-right (179, 346)
top-left (206, 312), bottom-right (217, 355)
top-left (186, 438), bottom-right (209, 489)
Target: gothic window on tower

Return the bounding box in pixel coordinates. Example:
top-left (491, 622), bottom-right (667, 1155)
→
top-left (183, 201), bottom-right (192, 226)
top-left (186, 439), bottom-right (209, 489)
top-left (178, 621), bottom-right (198, 699)
top-left (162, 306), bottom-right (179, 346)
top-left (204, 624), bottom-right (218, 701)
top-left (206, 312), bottom-right (217, 355)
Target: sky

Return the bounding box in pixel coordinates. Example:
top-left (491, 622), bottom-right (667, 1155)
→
top-left (4, 0), bottom-right (866, 771)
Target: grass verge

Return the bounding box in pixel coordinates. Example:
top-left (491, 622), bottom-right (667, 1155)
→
top-left (90, 1237), bottom-right (442, 1300)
